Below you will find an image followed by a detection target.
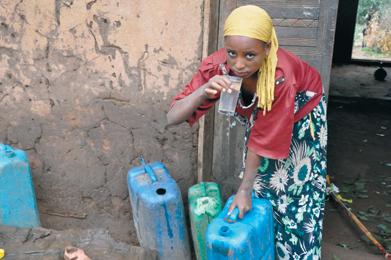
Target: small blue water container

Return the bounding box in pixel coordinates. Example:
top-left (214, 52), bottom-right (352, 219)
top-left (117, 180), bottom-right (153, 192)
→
top-left (0, 144), bottom-right (40, 227)
top-left (206, 195), bottom-right (275, 260)
top-left (127, 157), bottom-right (191, 260)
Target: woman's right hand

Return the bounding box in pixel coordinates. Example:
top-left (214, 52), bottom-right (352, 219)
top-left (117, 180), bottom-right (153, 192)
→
top-left (202, 75), bottom-right (232, 99)
top-left (166, 75), bottom-right (231, 127)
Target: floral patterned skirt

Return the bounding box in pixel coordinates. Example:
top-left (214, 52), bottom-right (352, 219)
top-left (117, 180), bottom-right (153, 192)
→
top-left (253, 93), bottom-right (328, 259)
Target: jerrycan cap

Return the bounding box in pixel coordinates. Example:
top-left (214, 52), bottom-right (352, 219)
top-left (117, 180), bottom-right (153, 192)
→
top-left (219, 225), bottom-right (232, 237)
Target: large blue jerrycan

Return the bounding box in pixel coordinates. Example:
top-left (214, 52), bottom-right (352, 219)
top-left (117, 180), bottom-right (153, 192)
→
top-left (206, 194), bottom-right (275, 259)
top-left (127, 157), bottom-right (191, 260)
top-left (0, 144), bottom-right (40, 227)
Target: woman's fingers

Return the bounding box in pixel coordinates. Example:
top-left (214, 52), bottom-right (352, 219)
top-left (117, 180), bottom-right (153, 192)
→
top-left (228, 192), bottom-right (253, 219)
top-left (238, 206), bottom-right (250, 219)
top-left (213, 75), bottom-right (231, 86)
top-left (204, 74), bottom-right (233, 98)
top-left (209, 81), bottom-right (224, 92)
top-left (238, 208), bottom-right (244, 219)
top-left (237, 200), bottom-right (252, 219)
top-left (209, 76), bottom-right (232, 92)
top-left (204, 78), bottom-right (232, 98)
top-left (228, 202), bottom-right (237, 215)
top-left (204, 88), bottom-right (217, 96)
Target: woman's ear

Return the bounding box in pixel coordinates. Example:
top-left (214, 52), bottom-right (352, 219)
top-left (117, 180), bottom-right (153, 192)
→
top-left (265, 42), bottom-right (271, 56)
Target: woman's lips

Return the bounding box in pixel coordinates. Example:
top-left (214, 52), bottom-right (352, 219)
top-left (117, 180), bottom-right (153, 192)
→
top-left (233, 71), bottom-right (249, 77)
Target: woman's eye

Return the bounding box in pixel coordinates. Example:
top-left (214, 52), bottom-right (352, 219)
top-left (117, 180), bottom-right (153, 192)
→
top-left (246, 53), bottom-right (255, 59)
top-left (227, 51), bottom-right (236, 58)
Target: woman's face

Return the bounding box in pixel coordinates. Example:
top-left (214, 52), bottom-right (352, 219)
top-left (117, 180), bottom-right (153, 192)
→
top-left (224, 35), bottom-right (270, 79)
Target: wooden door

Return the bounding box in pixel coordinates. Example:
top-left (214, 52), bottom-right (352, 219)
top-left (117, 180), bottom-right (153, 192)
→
top-left (208, 0), bottom-right (339, 198)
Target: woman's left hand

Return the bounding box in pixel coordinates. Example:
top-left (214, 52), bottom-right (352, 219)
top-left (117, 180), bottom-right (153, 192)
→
top-left (228, 188), bottom-right (252, 219)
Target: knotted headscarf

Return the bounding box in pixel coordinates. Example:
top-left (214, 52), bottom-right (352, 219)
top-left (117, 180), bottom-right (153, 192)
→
top-left (224, 5), bottom-right (278, 113)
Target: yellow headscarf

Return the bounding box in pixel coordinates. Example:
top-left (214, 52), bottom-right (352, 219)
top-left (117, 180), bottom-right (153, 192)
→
top-left (224, 5), bottom-right (278, 113)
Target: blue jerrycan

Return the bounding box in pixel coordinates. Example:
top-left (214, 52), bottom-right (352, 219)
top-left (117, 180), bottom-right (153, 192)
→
top-left (0, 144), bottom-right (40, 227)
top-left (127, 157), bottom-right (191, 260)
top-left (206, 194), bottom-right (275, 260)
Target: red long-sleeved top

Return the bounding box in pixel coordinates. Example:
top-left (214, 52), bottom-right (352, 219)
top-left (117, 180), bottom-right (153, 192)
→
top-left (171, 48), bottom-right (323, 159)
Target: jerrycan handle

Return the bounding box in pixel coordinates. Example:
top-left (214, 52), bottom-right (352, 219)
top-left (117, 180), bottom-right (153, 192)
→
top-left (224, 191), bottom-right (256, 223)
top-left (201, 182), bottom-right (207, 196)
top-left (140, 156), bottom-right (158, 183)
top-left (0, 144), bottom-right (15, 158)
top-left (224, 207), bottom-right (240, 223)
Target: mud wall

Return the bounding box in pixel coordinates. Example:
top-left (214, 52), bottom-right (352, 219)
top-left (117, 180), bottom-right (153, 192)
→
top-left (0, 0), bottom-right (205, 242)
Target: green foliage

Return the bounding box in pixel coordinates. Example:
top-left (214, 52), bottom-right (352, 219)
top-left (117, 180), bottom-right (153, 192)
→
top-left (356, 0), bottom-right (388, 25)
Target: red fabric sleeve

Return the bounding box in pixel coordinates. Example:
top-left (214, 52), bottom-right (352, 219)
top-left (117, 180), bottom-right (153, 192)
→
top-left (293, 58), bottom-right (323, 122)
top-left (170, 59), bottom-right (219, 126)
top-left (247, 80), bottom-right (296, 159)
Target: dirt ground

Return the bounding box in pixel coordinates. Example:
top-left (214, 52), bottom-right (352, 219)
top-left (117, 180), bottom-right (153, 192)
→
top-left (323, 96), bottom-right (391, 259)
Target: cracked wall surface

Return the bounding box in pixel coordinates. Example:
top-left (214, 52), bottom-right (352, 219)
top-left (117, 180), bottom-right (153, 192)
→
top-left (0, 0), bottom-right (204, 243)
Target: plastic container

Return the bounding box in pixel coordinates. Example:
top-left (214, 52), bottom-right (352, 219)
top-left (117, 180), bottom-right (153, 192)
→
top-left (0, 144), bottom-right (40, 227)
top-left (127, 157), bottom-right (191, 260)
top-left (206, 195), bottom-right (274, 259)
top-left (188, 182), bottom-right (222, 260)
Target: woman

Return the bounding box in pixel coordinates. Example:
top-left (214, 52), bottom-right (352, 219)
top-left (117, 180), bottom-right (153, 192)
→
top-left (167, 5), bottom-right (327, 259)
